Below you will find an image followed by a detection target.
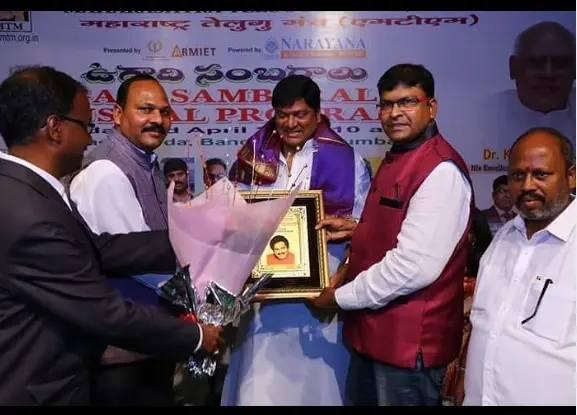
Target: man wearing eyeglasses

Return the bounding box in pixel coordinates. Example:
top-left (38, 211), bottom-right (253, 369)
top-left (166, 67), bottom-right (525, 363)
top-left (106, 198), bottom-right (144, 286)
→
top-left (203, 157), bottom-right (227, 189)
top-left (312, 64), bottom-right (473, 406)
top-left (464, 127), bottom-right (575, 406)
top-left (481, 175), bottom-right (517, 236)
top-left (0, 66), bottom-right (222, 406)
top-left (68, 74), bottom-right (181, 406)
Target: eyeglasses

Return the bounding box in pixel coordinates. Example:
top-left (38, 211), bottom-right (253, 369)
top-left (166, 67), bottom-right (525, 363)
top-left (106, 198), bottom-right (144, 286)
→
top-left (376, 96), bottom-right (428, 113)
top-left (41, 114), bottom-right (94, 134)
top-left (208, 172), bottom-right (226, 181)
top-left (58, 114), bottom-right (95, 134)
top-left (521, 278), bottom-right (553, 325)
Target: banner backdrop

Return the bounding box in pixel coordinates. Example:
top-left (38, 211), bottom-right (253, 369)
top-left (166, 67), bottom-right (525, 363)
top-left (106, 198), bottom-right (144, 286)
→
top-left (0, 11), bottom-right (574, 208)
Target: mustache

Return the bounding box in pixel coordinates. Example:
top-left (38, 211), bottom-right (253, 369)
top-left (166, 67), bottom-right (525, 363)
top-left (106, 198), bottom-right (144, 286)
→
top-left (142, 124), bottom-right (166, 135)
top-left (517, 191), bottom-right (545, 204)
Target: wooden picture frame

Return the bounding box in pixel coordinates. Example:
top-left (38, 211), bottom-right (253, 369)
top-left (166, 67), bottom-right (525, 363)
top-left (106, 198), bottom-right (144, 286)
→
top-left (239, 190), bottom-right (330, 301)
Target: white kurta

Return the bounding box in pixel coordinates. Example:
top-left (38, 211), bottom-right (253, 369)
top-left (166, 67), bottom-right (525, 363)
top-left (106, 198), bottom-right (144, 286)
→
top-left (221, 139), bottom-right (371, 406)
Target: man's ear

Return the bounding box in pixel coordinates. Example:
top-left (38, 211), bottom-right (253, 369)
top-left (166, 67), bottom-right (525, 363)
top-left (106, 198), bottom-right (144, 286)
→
top-left (509, 55), bottom-right (518, 80)
top-left (112, 103), bottom-right (123, 126)
top-left (428, 97), bottom-right (438, 120)
top-left (45, 114), bottom-right (63, 145)
top-left (567, 165), bottom-right (576, 190)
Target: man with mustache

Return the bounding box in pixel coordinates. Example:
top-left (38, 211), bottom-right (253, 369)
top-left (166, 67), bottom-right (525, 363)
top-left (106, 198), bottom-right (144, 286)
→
top-left (163, 157), bottom-right (193, 204)
top-left (68, 74), bottom-right (179, 406)
top-left (463, 127), bottom-right (575, 406)
top-left (311, 64), bottom-right (474, 406)
top-left (266, 234), bottom-right (296, 266)
top-left (222, 74), bottom-right (371, 406)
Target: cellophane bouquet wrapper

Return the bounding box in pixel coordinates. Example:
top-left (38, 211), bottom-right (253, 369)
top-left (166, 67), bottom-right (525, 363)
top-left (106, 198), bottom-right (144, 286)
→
top-left (160, 178), bottom-right (299, 377)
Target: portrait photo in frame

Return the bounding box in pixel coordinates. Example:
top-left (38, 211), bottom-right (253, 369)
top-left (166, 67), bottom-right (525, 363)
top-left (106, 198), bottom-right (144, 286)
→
top-left (239, 190), bottom-right (330, 300)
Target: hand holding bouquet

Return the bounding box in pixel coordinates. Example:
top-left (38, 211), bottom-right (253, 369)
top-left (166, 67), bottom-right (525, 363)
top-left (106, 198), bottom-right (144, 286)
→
top-left (160, 178), bottom-right (298, 377)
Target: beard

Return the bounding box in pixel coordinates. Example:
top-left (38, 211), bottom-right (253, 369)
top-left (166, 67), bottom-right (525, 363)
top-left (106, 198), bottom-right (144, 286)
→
top-left (516, 192), bottom-right (571, 221)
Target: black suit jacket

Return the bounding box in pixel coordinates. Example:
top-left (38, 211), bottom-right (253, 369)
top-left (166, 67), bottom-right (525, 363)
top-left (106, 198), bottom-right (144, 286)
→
top-left (0, 159), bottom-right (201, 406)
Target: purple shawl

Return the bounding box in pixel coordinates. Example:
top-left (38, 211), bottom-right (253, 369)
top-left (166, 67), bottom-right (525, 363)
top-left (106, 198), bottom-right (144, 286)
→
top-left (233, 118), bottom-right (356, 216)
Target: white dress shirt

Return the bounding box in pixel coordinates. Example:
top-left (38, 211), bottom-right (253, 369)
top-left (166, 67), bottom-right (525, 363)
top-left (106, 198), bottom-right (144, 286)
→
top-left (0, 152), bottom-right (71, 210)
top-left (69, 159), bottom-right (150, 234)
top-left (335, 161), bottom-right (472, 310)
top-left (464, 200), bottom-right (576, 406)
top-left (69, 157), bottom-right (202, 353)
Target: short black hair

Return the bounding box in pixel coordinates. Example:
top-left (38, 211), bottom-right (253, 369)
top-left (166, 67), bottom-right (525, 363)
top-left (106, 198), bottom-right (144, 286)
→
top-left (377, 64), bottom-right (435, 98)
top-left (205, 157), bottom-right (227, 171)
top-left (271, 75), bottom-right (321, 112)
top-left (116, 74), bottom-right (159, 109)
top-left (0, 65), bottom-right (87, 147)
top-left (510, 126), bottom-right (575, 170)
top-left (163, 157), bottom-right (188, 176)
top-left (492, 175), bottom-right (508, 192)
top-left (269, 234), bottom-right (289, 250)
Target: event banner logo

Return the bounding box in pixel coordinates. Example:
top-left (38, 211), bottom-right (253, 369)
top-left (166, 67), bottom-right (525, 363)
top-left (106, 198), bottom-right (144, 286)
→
top-left (0, 11), bottom-right (32, 32)
top-left (263, 37), bottom-right (367, 59)
top-left (143, 39), bottom-right (216, 61)
top-left (0, 11), bottom-right (39, 44)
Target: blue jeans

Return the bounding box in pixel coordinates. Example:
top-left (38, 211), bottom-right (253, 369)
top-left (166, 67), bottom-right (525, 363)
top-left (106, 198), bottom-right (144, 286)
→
top-left (344, 349), bottom-right (446, 406)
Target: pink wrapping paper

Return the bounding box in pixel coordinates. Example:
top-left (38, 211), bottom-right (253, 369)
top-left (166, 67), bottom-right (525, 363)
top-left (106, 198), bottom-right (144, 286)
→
top-left (167, 178), bottom-right (299, 296)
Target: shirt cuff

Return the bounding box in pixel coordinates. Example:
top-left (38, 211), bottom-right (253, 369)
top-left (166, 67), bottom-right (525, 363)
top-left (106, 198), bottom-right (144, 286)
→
top-left (335, 279), bottom-right (362, 310)
top-left (193, 324), bottom-right (203, 353)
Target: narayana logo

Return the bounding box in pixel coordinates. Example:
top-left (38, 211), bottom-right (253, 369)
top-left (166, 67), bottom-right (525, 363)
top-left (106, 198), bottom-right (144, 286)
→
top-left (266, 37), bottom-right (367, 59)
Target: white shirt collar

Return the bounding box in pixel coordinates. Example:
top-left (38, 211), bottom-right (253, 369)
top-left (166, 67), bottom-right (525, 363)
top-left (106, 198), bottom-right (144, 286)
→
top-left (0, 152), bottom-right (71, 209)
top-left (510, 198), bottom-right (575, 242)
top-left (279, 138), bottom-right (315, 164)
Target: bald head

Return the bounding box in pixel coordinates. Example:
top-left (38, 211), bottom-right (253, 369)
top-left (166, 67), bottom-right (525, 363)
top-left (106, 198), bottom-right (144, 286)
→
top-left (514, 21), bottom-right (575, 56)
top-left (509, 21), bottom-right (575, 114)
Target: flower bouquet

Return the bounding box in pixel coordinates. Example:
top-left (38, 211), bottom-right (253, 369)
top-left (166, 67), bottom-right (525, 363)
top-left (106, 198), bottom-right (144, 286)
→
top-left (159, 178), bottom-right (299, 377)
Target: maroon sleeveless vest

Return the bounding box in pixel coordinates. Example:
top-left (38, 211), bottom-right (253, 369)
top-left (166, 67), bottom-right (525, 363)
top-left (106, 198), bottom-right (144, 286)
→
top-left (343, 127), bottom-right (474, 368)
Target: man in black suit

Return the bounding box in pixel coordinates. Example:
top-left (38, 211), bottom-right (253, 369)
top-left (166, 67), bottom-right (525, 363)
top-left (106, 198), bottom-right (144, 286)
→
top-left (0, 66), bottom-right (223, 406)
top-left (481, 175), bottom-right (517, 236)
